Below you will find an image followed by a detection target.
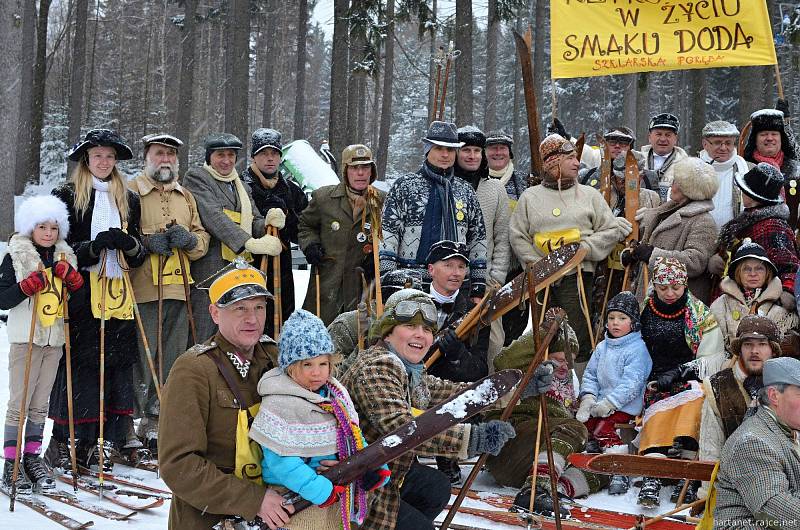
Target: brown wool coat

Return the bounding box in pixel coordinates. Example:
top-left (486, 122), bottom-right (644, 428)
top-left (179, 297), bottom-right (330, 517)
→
top-left (158, 333), bottom-right (278, 530)
top-left (339, 345), bottom-right (471, 530)
top-left (298, 183), bottom-right (384, 325)
top-left (638, 199), bottom-right (718, 304)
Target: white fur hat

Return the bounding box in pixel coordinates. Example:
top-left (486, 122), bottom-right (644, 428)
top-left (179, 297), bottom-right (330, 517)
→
top-left (671, 157), bottom-right (719, 201)
top-left (15, 195), bottom-right (70, 240)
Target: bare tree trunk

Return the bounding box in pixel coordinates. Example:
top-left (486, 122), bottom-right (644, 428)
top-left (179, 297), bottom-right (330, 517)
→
top-left (14, 0), bottom-right (35, 194)
top-left (293, 0), bottom-right (308, 139)
top-left (85, 0), bottom-right (99, 124)
top-left (176, 0), bottom-right (197, 174)
top-left (687, 69), bottom-right (706, 156)
top-left (142, 23), bottom-right (153, 139)
top-left (532, 0), bottom-right (545, 122)
top-left (67, 0), bottom-right (88, 175)
top-left (739, 67), bottom-right (759, 127)
top-left (0, 0), bottom-right (23, 239)
top-left (454, 0), bottom-right (473, 125)
top-left (622, 74), bottom-right (637, 135)
top-left (262, 0), bottom-right (279, 127)
top-left (28, 0), bottom-right (52, 184)
top-left (227, 0), bottom-right (250, 145)
top-left (328, 0), bottom-right (349, 163)
top-left (483, 0), bottom-right (498, 132)
top-left (376, 0), bottom-right (395, 177)
top-left (427, 0), bottom-right (437, 123)
top-left (511, 11), bottom-right (523, 143)
top-left (635, 73), bottom-right (649, 143)
top-left (356, 76), bottom-right (366, 141)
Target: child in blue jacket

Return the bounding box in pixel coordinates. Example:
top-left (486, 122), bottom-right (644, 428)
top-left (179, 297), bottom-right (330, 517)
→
top-left (249, 309), bottom-right (389, 530)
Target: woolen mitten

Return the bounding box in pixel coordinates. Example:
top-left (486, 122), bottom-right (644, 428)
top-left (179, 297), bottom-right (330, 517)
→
top-left (109, 227), bottom-right (138, 253)
top-left (521, 361), bottom-right (556, 399)
top-left (439, 329), bottom-right (468, 364)
top-left (467, 420), bottom-right (516, 457)
top-left (90, 230), bottom-right (116, 255)
top-left (19, 271), bottom-right (49, 296)
top-left (166, 224), bottom-right (198, 251)
top-left (244, 234), bottom-right (282, 256)
top-left (590, 398), bottom-right (615, 418)
top-left (620, 248), bottom-right (635, 268)
top-left (776, 98), bottom-right (791, 118)
top-left (575, 394), bottom-right (596, 423)
top-left (54, 261), bottom-right (84, 292)
top-left (304, 243), bottom-right (326, 266)
top-left (634, 207), bottom-right (648, 222)
top-left (319, 484), bottom-right (347, 507)
top-left (264, 207), bottom-right (286, 230)
top-left (144, 232), bottom-right (173, 256)
top-left (616, 217), bottom-right (633, 238)
top-left (780, 290), bottom-right (797, 311)
top-left (707, 254), bottom-right (726, 276)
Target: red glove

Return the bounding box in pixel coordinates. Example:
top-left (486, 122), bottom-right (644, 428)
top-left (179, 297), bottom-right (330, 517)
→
top-left (19, 271), bottom-right (49, 296)
top-left (319, 484), bottom-right (347, 507)
top-left (54, 261), bottom-right (84, 292)
top-left (361, 467), bottom-right (391, 491)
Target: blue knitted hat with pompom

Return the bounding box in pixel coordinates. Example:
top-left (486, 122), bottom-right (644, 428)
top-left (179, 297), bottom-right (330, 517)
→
top-left (278, 309), bottom-right (335, 369)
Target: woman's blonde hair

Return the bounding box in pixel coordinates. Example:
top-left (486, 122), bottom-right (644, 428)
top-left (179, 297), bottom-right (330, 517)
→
top-left (733, 258), bottom-right (773, 289)
top-left (70, 154), bottom-right (129, 222)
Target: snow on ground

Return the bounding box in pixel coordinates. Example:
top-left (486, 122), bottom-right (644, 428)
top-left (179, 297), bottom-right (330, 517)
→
top-left (0, 269), bottom-right (687, 529)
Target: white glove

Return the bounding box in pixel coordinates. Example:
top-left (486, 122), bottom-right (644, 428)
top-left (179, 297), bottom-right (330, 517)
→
top-left (616, 217), bottom-right (633, 239)
top-left (264, 208), bottom-right (286, 230)
top-left (634, 207), bottom-right (648, 222)
top-left (245, 234), bottom-right (282, 256)
top-left (590, 398), bottom-right (616, 418)
top-left (575, 394), bottom-right (596, 423)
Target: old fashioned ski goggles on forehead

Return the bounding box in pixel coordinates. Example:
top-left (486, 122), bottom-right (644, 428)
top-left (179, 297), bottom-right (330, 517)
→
top-left (394, 300), bottom-right (439, 327)
top-left (543, 140), bottom-right (576, 162)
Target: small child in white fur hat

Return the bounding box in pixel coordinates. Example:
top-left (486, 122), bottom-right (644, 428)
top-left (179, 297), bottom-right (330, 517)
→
top-left (249, 309), bottom-right (389, 530)
top-left (0, 195), bottom-right (83, 495)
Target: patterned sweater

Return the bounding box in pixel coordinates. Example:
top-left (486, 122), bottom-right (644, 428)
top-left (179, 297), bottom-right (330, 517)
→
top-left (379, 168), bottom-right (488, 294)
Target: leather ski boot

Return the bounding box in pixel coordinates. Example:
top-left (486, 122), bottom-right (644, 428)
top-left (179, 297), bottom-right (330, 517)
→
top-left (670, 479), bottom-right (700, 504)
top-left (637, 476), bottom-right (662, 507)
top-left (1, 459), bottom-right (33, 496)
top-left (435, 456), bottom-right (463, 487)
top-left (22, 454), bottom-right (56, 491)
top-left (512, 481), bottom-right (571, 518)
top-left (607, 474), bottom-right (630, 495)
top-left (43, 438), bottom-right (72, 472)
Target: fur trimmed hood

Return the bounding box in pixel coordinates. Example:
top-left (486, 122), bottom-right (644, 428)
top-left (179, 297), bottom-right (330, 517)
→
top-left (15, 195), bottom-right (70, 240)
top-left (672, 157), bottom-right (719, 201)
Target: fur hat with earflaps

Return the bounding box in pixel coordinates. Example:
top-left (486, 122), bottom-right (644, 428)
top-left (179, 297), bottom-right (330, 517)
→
top-left (671, 157), bottom-right (719, 201)
top-left (743, 108), bottom-right (797, 162)
top-left (15, 195), bottom-right (71, 240)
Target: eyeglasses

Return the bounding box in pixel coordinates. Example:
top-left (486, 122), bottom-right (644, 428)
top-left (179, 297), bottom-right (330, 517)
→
top-left (394, 300), bottom-right (439, 327)
top-left (741, 265), bottom-right (767, 274)
top-left (706, 139), bottom-right (736, 149)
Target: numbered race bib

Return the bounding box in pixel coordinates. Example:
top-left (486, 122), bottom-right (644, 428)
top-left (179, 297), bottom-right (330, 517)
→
top-left (89, 272), bottom-right (133, 320)
top-left (221, 209), bottom-right (254, 263)
top-left (235, 403), bottom-right (263, 485)
top-left (37, 268), bottom-right (63, 327)
top-left (607, 242), bottom-right (626, 271)
top-left (534, 228), bottom-right (581, 255)
top-left (150, 251), bottom-right (193, 286)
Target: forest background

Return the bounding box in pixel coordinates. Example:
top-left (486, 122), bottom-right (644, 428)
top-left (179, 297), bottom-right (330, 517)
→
top-left (1, 0), bottom-right (798, 240)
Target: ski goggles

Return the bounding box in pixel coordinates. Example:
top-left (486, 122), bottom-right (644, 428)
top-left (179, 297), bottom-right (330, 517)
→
top-left (542, 139), bottom-right (576, 162)
top-left (393, 300), bottom-right (439, 328)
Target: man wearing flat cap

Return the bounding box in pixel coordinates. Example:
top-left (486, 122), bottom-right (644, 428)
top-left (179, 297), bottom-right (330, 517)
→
top-left (712, 356), bottom-right (800, 525)
top-left (126, 134), bottom-right (211, 455)
top-left (183, 133), bottom-right (285, 342)
top-left (639, 113), bottom-right (688, 202)
top-left (379, 121), bottom-right (488, 302)
top-left (699, 121), bottom-right (748, 229)
top-left (159, 259), bottom-right (295, 529)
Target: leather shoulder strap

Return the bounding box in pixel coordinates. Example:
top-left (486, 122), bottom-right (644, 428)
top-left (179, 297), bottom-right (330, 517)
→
top-left (209, 352), bottom-right (250, 410)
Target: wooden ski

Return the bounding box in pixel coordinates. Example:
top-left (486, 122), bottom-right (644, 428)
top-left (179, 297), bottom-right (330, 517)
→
top-left (624, 149), bottom-right (640, 243)
top-left (57, 474), bottom-right (166, 511)
top-left (513, 27), bottom-right (543, 177)
top-left (41, 489), bottom-right (137, 521)
top-left (575, 132), bottom-right (586, 161)
top-left (567, 453), bottom-right (715, 481)
top-left (1, 489), bottom-right (94, 529)
top-left (600, 143), bottom-right (612, 205)
top-left (78, 465), bottom-right (171, 496)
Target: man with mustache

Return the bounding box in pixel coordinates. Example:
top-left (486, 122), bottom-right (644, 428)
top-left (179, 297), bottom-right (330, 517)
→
top-left (127, 133), bottom-right (211, 456)
top-left (696, 315), bottom-right (782, 509)
top-left (639, 113), bottom-right (688, 202)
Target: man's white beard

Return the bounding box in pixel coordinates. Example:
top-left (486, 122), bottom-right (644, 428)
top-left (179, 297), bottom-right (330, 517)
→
top-left (146, 162), bottom-right (178, 183)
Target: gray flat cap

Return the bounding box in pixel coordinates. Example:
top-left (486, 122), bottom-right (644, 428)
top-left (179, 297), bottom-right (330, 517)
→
top-left (763, 357), bottom-right (800, 387)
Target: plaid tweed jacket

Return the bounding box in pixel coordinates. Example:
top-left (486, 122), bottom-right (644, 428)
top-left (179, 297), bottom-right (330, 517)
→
top-left (713, 405), bottom-right (800, 527)
top-left (339, 344), bottom-right (471, 530)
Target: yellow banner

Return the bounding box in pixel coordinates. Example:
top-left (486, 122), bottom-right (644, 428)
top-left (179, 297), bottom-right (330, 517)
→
top-left (551, 0), bottom-right (777, 79)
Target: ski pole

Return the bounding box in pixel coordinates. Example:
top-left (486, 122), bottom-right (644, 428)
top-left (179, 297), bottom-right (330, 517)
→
top-left (120, 268), bottom-right (161, 403)
top-left (157, 252), bottom-right (165, 390)
top-left (625, 498), bottom-right (705, 530)
top-left (98, 267), bottom-right (108, 497)
top-left (9, 265), bottom-right (42, 511)
top-left (372, 228), bottom-right (383, 317)
top-left (315, 266), bottom-right (321, 318)
top-left (176, 248), bottom-right (197, 345)
top-left (270, 226), bottom-right (282, 338)
top-left (576, 263), bottom-right (596, 349)
top-left (60, 254), bottom-right (79, 493)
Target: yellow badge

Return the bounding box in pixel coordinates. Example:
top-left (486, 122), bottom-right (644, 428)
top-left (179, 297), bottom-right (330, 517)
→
top-left (590, 179), bottom-right (598, 186)
top-left (455, 200), bottom-right (464, 209)
top-left (89, 273), bottom-right (134, 320)
top-left (732, 310), bottom-right (741, 321)
top-left (791, 188), bottom-right (797, 196)
top-left (552, 208), bottom-right (561, 217)
top-left (36, 268), bottom-right (63, 327)
top-left (456, 211), bottom-right (465, 221)
top-left (331, 221), bottom-right (340, 231)
top-left (607, 242), bottom-right (625, 271)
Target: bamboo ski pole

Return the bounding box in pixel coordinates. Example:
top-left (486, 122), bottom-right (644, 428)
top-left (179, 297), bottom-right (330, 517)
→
top-left (576, 263), bottom-right (596, 349)
top-left (177, 249), bottom-right (197, 345)
top-left (157, 253), bottom-right (165, 389)
top-left (438, 299), bottom-right (567, 530)
top-left (315, 266), bottom-right (321, 318)
top-left (372, 229), bottom-right (383, 317)
top-left (98, 271), bottom-right (108, 497)
top-left (527, 288), bottom-right (549, 517)
top-left (120, 267), bottom-right (162, 404)
top-left (540, 390), bottom-right (564, 530)
top-left (431, 46), bottom-right (444, 122)
top-left (60, 254), bottom-right (79, 493)
top-left (271, 227), bottom-right (282, 338)
top-left (9, 266), bottom-right (42, 511)
top-left (625, 498), bottom-right (705, 530)
top-left (775, 63), bottom-right (785, 100)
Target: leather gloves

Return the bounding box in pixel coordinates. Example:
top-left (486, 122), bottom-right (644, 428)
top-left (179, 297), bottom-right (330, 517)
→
top-left (166, 224), bottom-right (198, 251)
top-left (53, 261), bottom-right (84, 292)
top-left (19, 271), bottom-right (49, 296)
top-left (521, 361), bottom-right (556, 399)
top-left (304, 243), bottom-right (326, 266)
top-left (244, 234), bottom-right (282, 256)
top-left (467, 420), bottom-right (516, 457)
top-left (575, 394), bottom-right (596, 423)
top-left (622, 242), bottom-right (653, 267)
top-left (439, 329), bottom-right (468, 364)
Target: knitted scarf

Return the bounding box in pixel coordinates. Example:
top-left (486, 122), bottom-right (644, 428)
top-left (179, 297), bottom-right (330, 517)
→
top-left (248, 162), bottom-right (279, 190)
top-left (753, 150), bottom-right (785, 170)
top-left (489, 161), bottom-right (515, 187)
top-left (90, 177), bottom-right (123, 278)
top-left (684, 293), bottom-right (717, 355)
top-left (319, 382), bottom-right (369, 529)
top-left (546, 376), bottom-right (577, 413)
top-left (417, 161), bottom-right (458, 264)
top-left (386, 342), bottom-right (424, 390)
top-left (203, 163), bottom-right (253, 236)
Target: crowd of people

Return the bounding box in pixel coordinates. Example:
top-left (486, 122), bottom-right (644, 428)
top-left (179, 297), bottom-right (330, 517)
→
top-left (2, 101), bottom-right (800, 529)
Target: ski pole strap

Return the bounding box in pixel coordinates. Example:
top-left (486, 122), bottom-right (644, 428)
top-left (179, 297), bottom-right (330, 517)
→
top-left (210, 352), bottom-right (251, 412)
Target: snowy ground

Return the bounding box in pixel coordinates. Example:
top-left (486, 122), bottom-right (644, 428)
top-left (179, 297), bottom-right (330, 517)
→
top-left (0, 269), bottom-right (689, 529)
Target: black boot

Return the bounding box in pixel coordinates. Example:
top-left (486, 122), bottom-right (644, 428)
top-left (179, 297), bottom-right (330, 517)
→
top-left (638, 477), bottom-right (662, 507)
top-left (512, 483), bottom-right (571, 518)
top-left (670, 479), bottom-right (700, 504)
top-left (22, 454), bottom-right (56, 491)
top-left (43, 438), bottom-right (72, 472)
top-left (1, 459), bottom-right (33, 496)
top-left (608, 474), bottom-right (629, 495)
top-left (435, 456), bottom-right (462, 486)
top-left (83, 441), bottom-right (113, 474)
top-left (584, 439), bottom-right (602, 454)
